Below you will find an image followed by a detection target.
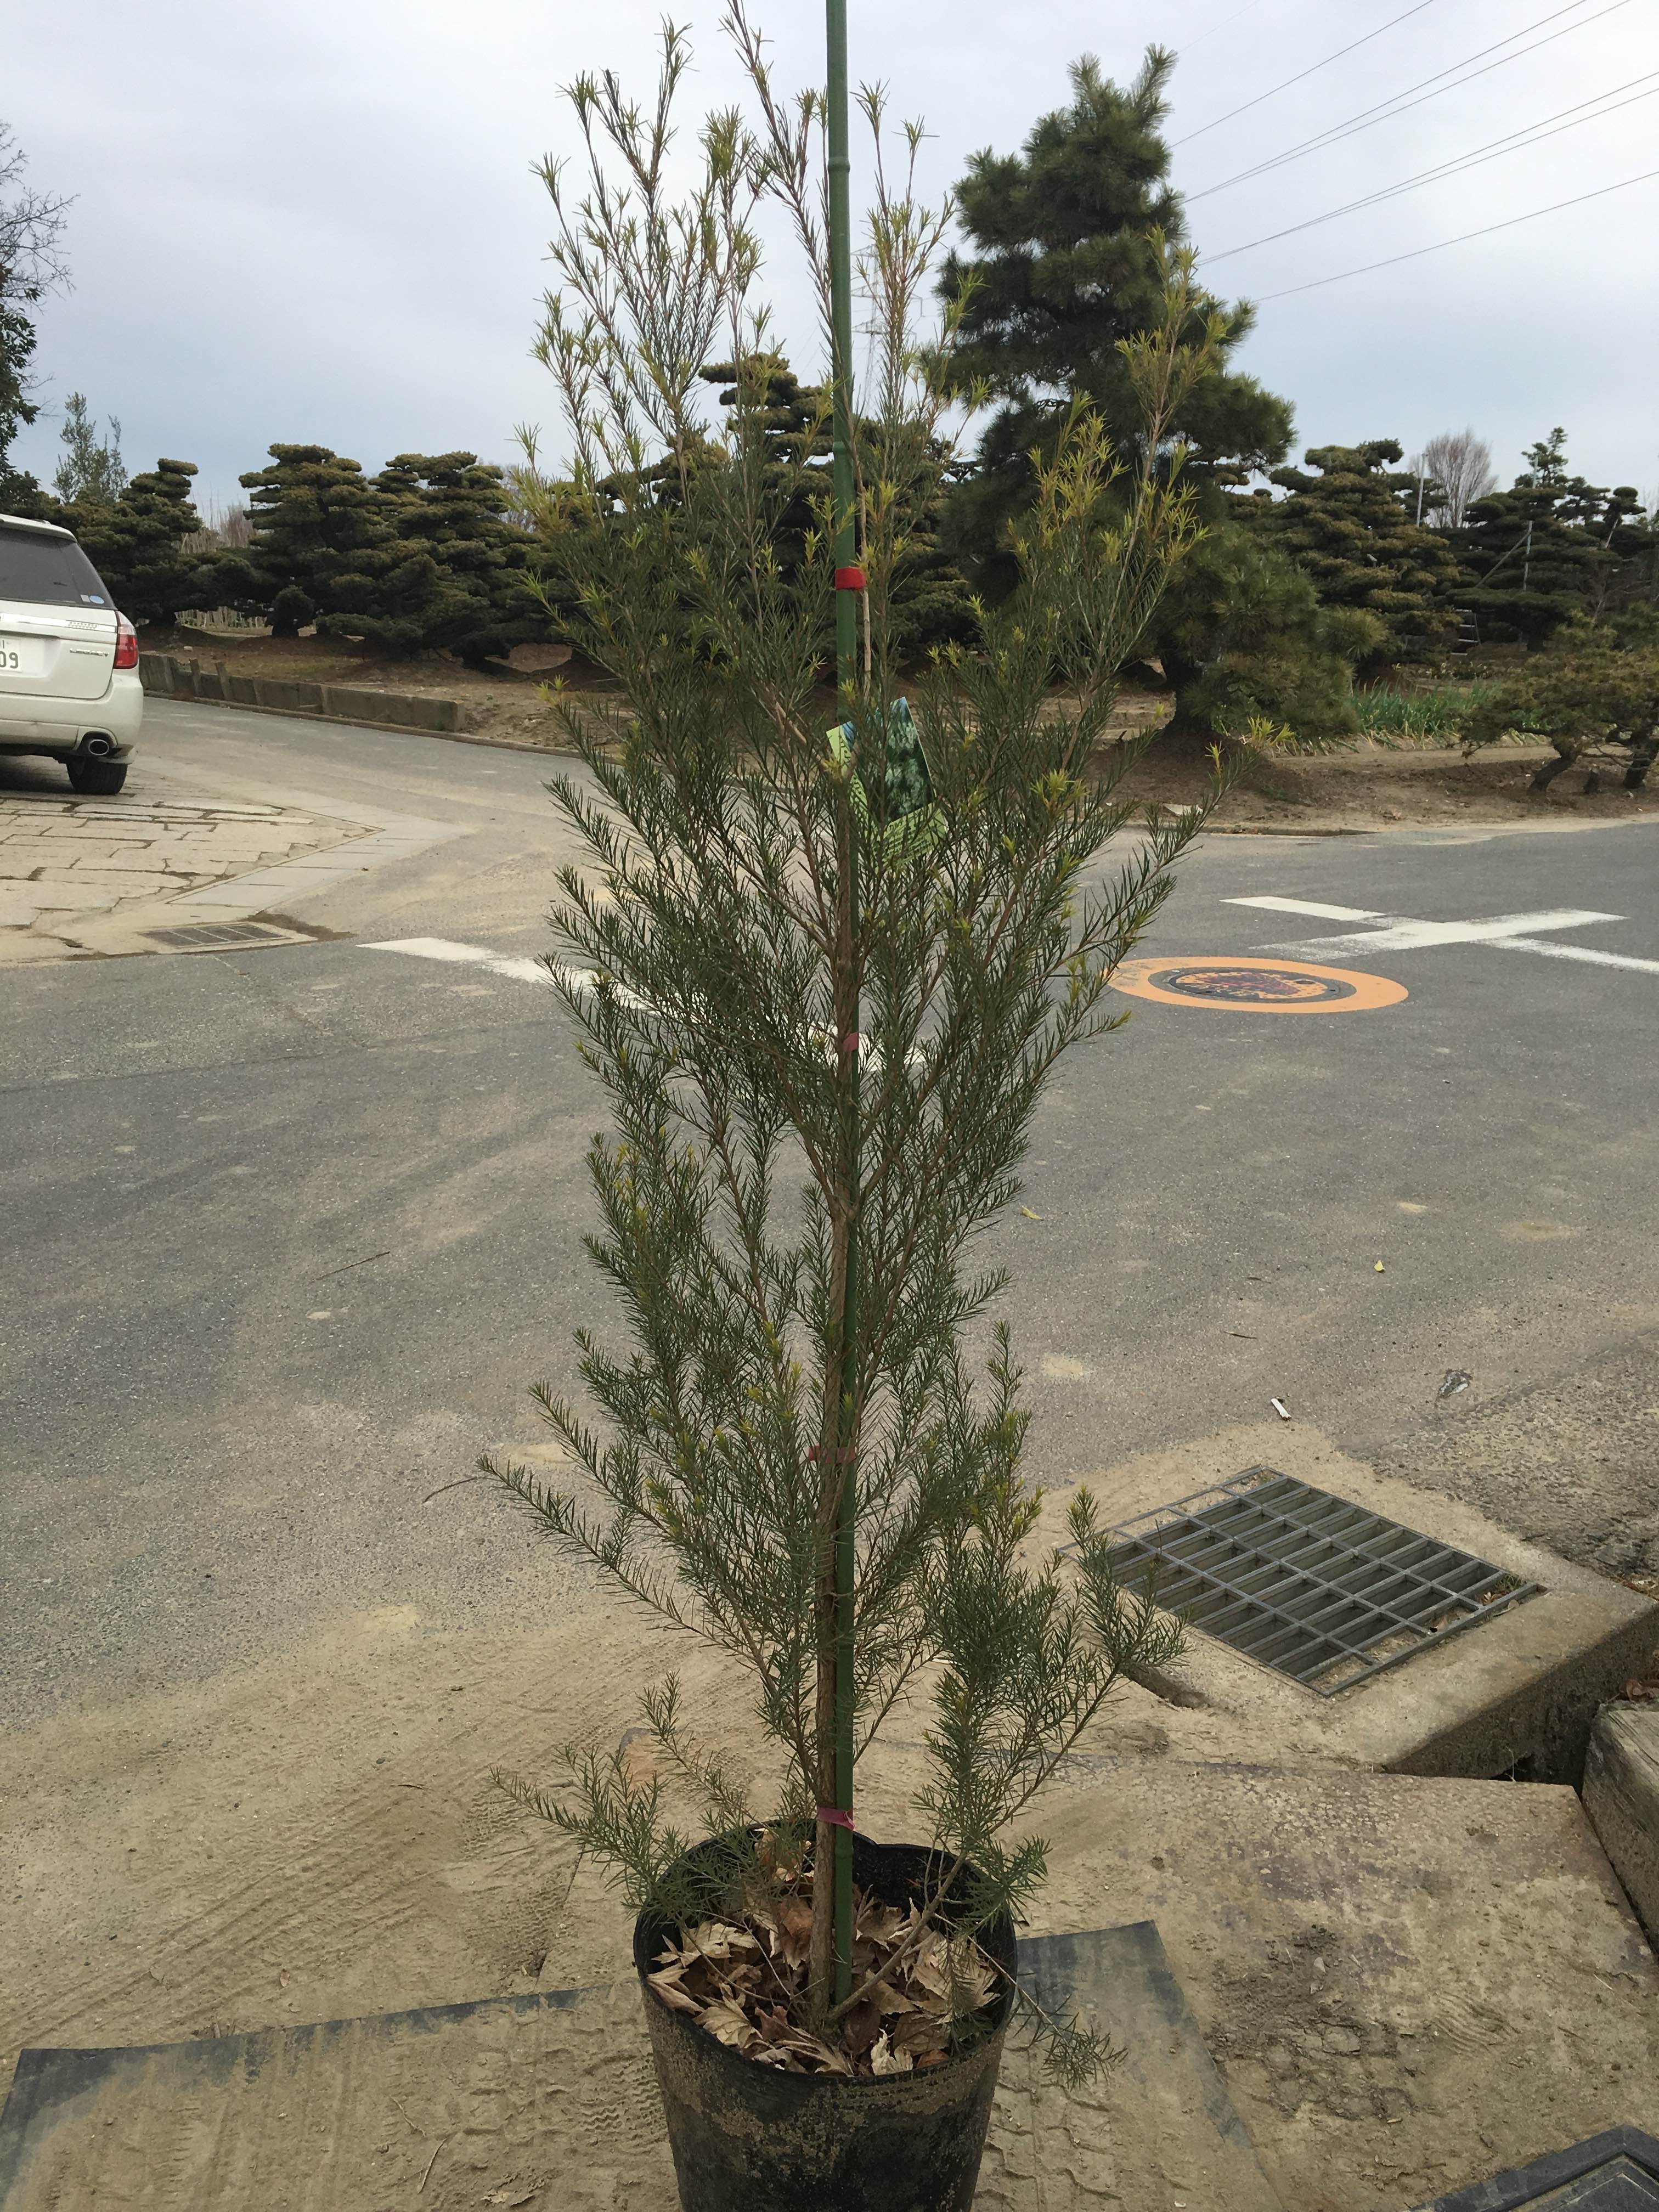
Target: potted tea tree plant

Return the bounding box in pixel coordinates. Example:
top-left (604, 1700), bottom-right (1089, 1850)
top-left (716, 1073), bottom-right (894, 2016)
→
top-left (488, 15), bottom-right (1224, 2208)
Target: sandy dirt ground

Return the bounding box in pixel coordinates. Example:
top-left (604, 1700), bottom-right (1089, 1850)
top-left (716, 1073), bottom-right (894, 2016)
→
top-left (144, 630), bottom-right (1659, 834)
top-left (5, 1425), bottom-right (1656, 2212)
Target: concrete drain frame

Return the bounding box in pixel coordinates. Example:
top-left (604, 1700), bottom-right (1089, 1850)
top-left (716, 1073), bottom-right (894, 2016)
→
top-left (142, 919), bottom-right (318, 953)
top-left (1103, 1466), bottom-right (1542, 1696)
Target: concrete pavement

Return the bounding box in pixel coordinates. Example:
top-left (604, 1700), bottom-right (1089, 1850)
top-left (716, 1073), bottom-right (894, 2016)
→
top-left (4, 703), bottom-right (1659, 1738)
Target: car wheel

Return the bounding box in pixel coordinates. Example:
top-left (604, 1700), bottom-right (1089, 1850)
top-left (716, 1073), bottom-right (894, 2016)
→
top-left (67, 755), bottom-right (128, 796)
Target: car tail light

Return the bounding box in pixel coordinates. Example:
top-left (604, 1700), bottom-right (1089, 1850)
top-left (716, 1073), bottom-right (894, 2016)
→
top-left (114, 615), bottom-right (139, 670)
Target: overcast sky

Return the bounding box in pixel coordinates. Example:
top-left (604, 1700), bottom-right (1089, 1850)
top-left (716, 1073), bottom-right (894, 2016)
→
top-left (8, 0), bottom-right (1657, 516)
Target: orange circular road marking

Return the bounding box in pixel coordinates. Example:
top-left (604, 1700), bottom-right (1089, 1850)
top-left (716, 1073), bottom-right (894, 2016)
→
top-left (1109, 955), bottom-right (1408, 1013)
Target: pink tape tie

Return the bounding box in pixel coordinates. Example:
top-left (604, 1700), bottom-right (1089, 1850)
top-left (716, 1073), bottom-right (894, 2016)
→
top-left (816, 1807), bottom-right (855, 1832)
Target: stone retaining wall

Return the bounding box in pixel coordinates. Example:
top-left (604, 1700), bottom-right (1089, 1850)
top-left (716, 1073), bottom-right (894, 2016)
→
top-left (139, 654), bottom-right (465, 735)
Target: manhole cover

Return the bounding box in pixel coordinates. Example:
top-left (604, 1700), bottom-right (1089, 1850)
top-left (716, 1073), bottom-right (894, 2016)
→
top-left (1109, 955), bottom-right (1407, 1012)
top-left (143, 921), bottom-right (311, 952)
top-left (1102, 1468), bottom-right (1539, 1695)
top-left (1420, 2126), bottom-right (1659, 2208)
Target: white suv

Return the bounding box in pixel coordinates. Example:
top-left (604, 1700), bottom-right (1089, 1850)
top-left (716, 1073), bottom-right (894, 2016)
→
top-left (0, 512), bottom-right (142, 796)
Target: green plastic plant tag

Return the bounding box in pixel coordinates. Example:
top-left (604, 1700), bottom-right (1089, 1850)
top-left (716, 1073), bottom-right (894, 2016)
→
top-left (826, 698), bottom-right (945, 858)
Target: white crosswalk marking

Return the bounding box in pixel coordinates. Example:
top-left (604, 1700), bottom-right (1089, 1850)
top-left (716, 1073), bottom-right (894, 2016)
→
top-left (1223, 897), bottom-right (1655, 972)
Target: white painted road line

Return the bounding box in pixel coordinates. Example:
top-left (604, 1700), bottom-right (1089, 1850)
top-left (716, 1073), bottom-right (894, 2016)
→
top-left (1271, 909), bottom-right (1622, 954)
top-left (1227, 896), bottom-right (1385, 922)
top-left (1494, 936), bottom-right (1659, 976)
top-left (369, 935), bottom-right (552, 985)
top-left (1225, 898), bottom-right (1646, 969)
top-left (366, 935), bottom-right (929, 1062)
top-left (368, 934), bottom-right (659, 1008)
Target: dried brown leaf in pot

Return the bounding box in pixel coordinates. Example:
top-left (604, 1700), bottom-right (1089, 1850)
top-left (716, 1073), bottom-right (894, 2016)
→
top-left (949, 1940), bottom-right (998, 2012)
top-left (688, 1921), bottom-right (757, 1962)
top-left (853, 1894), bottom-right (907, 1948)
top-left (840, 1993), bottom-right (885, 2059)
top-left (772, 1893), bottom-right (814, 1970)
top-left (871, 2030), bottom-right (913, 2076)
top-left (700, 1999), bottom-right (761, 2051)
top-left (646, 1964), bottom-right (702, 2014)
top-left (894, 2010), bottom-right (949, 2059)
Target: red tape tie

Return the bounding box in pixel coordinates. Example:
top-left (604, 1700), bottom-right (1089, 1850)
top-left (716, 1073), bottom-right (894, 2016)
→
top-left (816, 1807), bottom-right (855, 1832)
top-left (834, 566), bottom-right (867, 592)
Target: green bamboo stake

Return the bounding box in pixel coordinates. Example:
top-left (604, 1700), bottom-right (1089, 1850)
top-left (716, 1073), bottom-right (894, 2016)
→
top-left (825, 0), bottom-right (859, 2012)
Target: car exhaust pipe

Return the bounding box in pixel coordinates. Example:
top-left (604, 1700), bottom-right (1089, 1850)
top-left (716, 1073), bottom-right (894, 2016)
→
top-left (82, 735), bottom-right (115, 758)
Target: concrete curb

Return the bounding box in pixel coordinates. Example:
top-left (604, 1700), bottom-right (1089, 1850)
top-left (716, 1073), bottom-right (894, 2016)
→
top-left (140, 654), bottom-right (472, 738)
top-left (140, 661), bottom-right (593, 758)
top-left (1583, 1700), bottom-right (1659, 1940)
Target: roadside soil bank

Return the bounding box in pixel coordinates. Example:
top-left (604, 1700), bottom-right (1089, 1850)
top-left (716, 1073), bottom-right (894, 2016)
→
top-left (6, 1424), bottom-right (1655, 2212)
top-left (143, 630), bottom-right (1656, 833)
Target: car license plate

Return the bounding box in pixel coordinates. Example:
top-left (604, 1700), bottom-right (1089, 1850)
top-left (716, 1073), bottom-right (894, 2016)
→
top-left (0, 635), bottom-right (45, 678)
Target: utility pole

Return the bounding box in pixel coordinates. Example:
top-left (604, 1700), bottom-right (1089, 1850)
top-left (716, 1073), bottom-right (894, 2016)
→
top-left (825, 0), bottom-right (860, 2015)
top-left (1523, 518), bottom-right (1534, 594)
top-left (1415, 458), bottom-right (1426, 528)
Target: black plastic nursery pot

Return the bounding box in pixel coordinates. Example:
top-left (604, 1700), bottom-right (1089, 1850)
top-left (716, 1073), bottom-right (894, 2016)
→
top-left (633, 1831), bottom-right (1018, 2212)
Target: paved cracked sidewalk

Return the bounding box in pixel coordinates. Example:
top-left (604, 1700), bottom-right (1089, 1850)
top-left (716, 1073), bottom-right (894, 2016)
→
top-left (0, 784), bottom-right (458, 961)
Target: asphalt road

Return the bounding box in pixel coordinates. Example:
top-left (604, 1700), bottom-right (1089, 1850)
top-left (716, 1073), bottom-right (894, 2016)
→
top-left (6, 703), bottom-right (1659, 1730)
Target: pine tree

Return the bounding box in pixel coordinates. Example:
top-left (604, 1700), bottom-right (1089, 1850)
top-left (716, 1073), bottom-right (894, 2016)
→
top-left (352, 451), bottom-right (544, 662)
top-left (220, 444), bottom-right (390, 635)
top-left (1155, 512), bottom-right (1385, 737)
top-left (69, 459), bottom-right (205, 627)
top-left (940, 48), bottom-right (1294, 592)
top-left (1266, 441), bottom-right (1464, 657)
top-left (1464, 616), bottom-right (1659, 791)
top-left (53, 392), bottom-right (127, 505)
top-left (1520, 427), bottom-right (1569, 489)
top-left (1452, 429), bottom-right (1658, 640)
top-left (698, 354), bottom-right (977, 657)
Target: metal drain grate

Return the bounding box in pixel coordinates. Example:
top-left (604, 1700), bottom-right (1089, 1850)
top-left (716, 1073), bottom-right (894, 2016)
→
top-left (1102, 1468), bottom-right (1541, 1695)
top-left (144, 921), bottom-right (308, 952)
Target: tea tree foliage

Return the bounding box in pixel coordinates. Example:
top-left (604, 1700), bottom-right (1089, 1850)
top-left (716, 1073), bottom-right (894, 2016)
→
top-left (487, 15), bottom-right (1214, 2073)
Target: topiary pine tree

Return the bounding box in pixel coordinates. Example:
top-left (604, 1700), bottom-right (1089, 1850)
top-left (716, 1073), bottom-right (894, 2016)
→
top-left (68, 458), bottom-right (205, 627)
top-left (698, 354), bottom-right (978, 659)
top-left (940, 47), bottom-right (1294, 595)
top-left (210, 443), bottom-right (390, 635)
top-left (1452, 481), bottom-right (1610, 647)
top-left (352, 450), bottom-right (549, 663)
top-left (1451, 431), bottom-right (1656, 644)
top-left (1265, 440), bottom-right (1464, 659)
top-left (485, 18), bottom-right (1215, 2081)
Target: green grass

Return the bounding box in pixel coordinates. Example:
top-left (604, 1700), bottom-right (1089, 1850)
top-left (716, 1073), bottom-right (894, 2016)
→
top-left (1353, 684), bottom-right (1491, 746)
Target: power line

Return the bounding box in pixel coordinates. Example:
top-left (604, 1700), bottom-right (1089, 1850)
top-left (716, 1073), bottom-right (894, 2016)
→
top-left (1257, 162), bottom-right (1659, 299)
top-left (1187, 0), bottom-right (1630, 201)
top-left (1205, 70), bottom-right (1659, 263)
top-left (1172, 0), bottom-right (1443, 145)
top-left (1181, 0), bottom-right (1275, 53)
